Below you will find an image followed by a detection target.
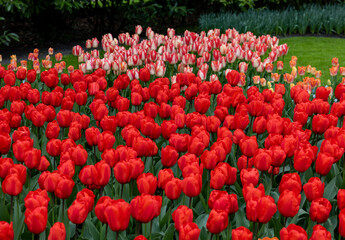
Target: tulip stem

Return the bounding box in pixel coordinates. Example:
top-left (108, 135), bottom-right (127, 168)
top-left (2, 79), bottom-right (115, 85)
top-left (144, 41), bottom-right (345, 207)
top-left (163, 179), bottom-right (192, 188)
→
top-left (28, 168), bottom-right (31, 190)
top-left (74, 224), bottom-right (78, 240)
top-left (189, 197), bottom-right (192, 209)
top-left (227, 215), bottom-right (232, 240)
top-left (210, 233), bottom-right (214, 240)
top-left (252, 222), bottom-right (256, 239)
top-left (284, 217), bottom-right (287, 227)
top-left (149, 221), bottom-right (152, 240)
top-left (10, 195), bottom-right (13, 222)
top-left (105, 224), bottom-right (108, 239)
top-left (120, 184), bottom-right (124, 199)
top-left (116, 231), bottom-right (119, 240)
top-left (62, 199), bottom-right (65, 221)
top-left (93, 146), bottom-right (97, 163)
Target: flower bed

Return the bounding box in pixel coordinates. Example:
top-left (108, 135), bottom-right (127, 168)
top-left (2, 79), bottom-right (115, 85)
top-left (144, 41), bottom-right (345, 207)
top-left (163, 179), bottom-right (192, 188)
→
top-left (0, 26), bottom-right (344, 240)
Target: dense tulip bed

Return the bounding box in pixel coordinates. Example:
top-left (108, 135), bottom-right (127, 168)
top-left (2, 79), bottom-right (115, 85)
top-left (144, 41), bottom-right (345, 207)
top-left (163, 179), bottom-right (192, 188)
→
top-left (0, 26), bottom-right (345, 240)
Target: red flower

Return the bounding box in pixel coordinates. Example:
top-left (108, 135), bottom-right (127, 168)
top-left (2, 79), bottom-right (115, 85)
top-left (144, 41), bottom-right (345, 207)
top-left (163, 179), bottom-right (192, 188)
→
top-left (256, 195), bottom-right (277, 223)
top-left (340, 209), bottom-right (345, 237)
top-left (280, 224), bottom-right (307, 240)
top-left (130, 194), bottom-right (162, 223)
top-left (0, 221), bottom-right (14, 240)
top-left (179, 222), bottom-right (200, 240)
top-left (181, 173), bottom-right (202, 198)
top-left (137, 173), bottom-right (157, 195)
top-left (25, 206), bottom-right (48, 234)
top-left (85, 127), bottom-right (100, 147)
top-left (240, 136), bottom-right (258, 157)
top-left (67, 200), bottom-right (89, 224)
top-left (253, 149), bottom-right (272, 171)
top-left (310, 225), bottom-right (331, 240)
top-left (97, 131), bottom-right (115, 152)
top-left (232, 226), bottom-right (253, 240)
top-left (315, 152), bottom-right (334, 176)
top-left (48, 222), bottom-right (66, 240)
top-left (172, 205), bottom-right (193, 231)
top-left (240, 168), bottom-right (259, 186)
top-left (2, 173), bottom-right (23, 196)
top-left (278, 190), bottom-right (301, 218)
top-left (279, 173), bottom-right (302, 195)
top-left (226, 70), bottom-right (240, 86)
top-left (139, 67), bottom-right (150, 82)
top-left (158, 168), bottom-right (174, 189)
top-left (303, 177), bottom-right (324, 202)
top-left (165, 178), bottom-right (182, 200)
top-left (0, 132), bottom-right (11, 155)
top-left (114, 161), bottom-right (132, 184)
top-left (45, 121), bottom-right (60, 139)
top-left (54, 175), bottom-right (75, 199)
top-left (312, 114), bottom-right (329, 134)
top-left (309, 198), bottom-right (332, 223)
top-left (338, 189), bottom-right (345, 211)
top-left (46, 139), bottom-right (62, 157)
top-left (206, 209), bottom-right (228, 234)
top-left (104, 199), bottom-right (131, 232)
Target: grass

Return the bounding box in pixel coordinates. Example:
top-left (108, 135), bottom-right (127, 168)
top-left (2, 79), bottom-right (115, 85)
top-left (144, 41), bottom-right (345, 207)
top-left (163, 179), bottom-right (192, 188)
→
top-left (280, 36), bottom-right (345, 84)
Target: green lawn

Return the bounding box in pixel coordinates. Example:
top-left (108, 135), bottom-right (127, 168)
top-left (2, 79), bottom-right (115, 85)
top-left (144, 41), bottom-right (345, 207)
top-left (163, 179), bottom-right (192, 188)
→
top-left (280, 37), bottom-right (345, 84)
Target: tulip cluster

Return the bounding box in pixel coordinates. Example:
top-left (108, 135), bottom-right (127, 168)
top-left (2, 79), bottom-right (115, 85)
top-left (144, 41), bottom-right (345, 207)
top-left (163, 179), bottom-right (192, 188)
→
top-left (24, 189), bottom-right (50, 235)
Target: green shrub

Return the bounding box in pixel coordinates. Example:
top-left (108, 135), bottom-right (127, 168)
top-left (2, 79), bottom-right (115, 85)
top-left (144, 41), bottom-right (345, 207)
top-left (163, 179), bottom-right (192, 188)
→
top-left (199, 4), bottom-right (345, 36)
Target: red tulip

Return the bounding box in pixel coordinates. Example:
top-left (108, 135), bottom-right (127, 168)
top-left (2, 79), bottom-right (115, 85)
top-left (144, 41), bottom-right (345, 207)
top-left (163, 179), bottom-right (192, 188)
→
top-left (67, 199), bottom-right (89, 224)
top-left (278, 190), bottom-right (301, 218)
top-left (179, 222), bottom-right (200, 240)
top-left (158, 168), bottom-right (174, 189)
top-left (312, 114), bottom-right (329, 134)
top-left (310, 225), bottom-right (331, 240)
top-left (315, 152), bottom-right (334, 176)
top-left (280, 224), bottom-right (307, 240)
top-left (181, 173), bottom-right (202, 198)
top-left (309, 198), bottom-right (332, 223)
top-left (114, 161), bottom-right (132, 184)
top-left (206, 209), bottom-right (228, 234)
top-left (46, 139), bottom-right (62, 157)
top-left (253, 149), bottom-right (272, 171)
top-left (0, 157), bottom-right (13, 178)
top-left (130, 194), bottom-right (162, 223)
top-left (85, 127), bottom-right (100, 147)
top-left (24, 207), bottom-right (48, 234)
top-left (240, 168), bottom-right (259, 186)
top-left (161, 145), bottom-right (179, 167)
top-left (104, 199), bottom-right (131, 232)
top-left (303, 177), bottom-right (324, 202)
top-left (45, 121), bottom-right (60, 139)
top-left (257, 195), bottom-right (277, 223)
top-left (240, 136), bottom-right (258, 157)
top-left (232, 226), bottom-right (253, 240)
top-left (340, 209), bottom-right (345, 237)
top-left (48, 222), bottom-right (66, 240)
top-left (0, 221), bottom-right (14, 240)
top-left (172, 205), bottom-right (193, 231)
top-left (137, 173), bottom-right (157, 195)
top-left (0, 132), bottom-right (11, 155)
top-left (165, 178), bottom-right (182, 200)
top-left (2, 173), bottom-right (23, 196)
top-left (12, 138), bottom-right (33, 162)
top-left (54, 175), bottom-right (75, 199)
top-left (279, 173), bottom-right (302, 195)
